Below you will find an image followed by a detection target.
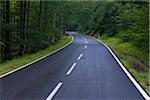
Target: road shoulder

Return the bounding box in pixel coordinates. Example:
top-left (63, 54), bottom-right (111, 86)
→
top-left (0, 35), bottom-right (74, 78)
top-left (91, 35), bottom-right (150, 100)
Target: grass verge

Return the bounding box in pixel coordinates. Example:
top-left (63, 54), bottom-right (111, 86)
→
top-left (0, 36), bottom-right (72, 76)
top-left (97, 35), bottom-right (149, 95)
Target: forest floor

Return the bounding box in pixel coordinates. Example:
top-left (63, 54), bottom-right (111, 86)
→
top-left (97, 35), bottom-right (149, 95)
top-left (0, 36), bottom-right (72, 76)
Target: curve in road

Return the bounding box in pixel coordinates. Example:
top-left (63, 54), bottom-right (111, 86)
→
top-left (0, 32), bottom-right (147, 100)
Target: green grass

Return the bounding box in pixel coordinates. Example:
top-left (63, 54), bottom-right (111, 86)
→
top-left (0, 36), bottom-right (72, 75)
top-left (97, 35), bottom-right (149, 94)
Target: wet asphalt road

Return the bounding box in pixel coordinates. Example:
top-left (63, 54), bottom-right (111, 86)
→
top-left (0, 32), bottom-right (144, 100)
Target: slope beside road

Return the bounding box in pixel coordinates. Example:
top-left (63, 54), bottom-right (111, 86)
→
top-left (0, 36), bottom-right (72, 76)
top-left (0, 32), bottom-right (148, 100)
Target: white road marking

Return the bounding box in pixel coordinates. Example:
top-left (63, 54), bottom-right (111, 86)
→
top-left (94, 37), bottom-right (150, 100)
top-left (46, 82), bottom-right (63, 100)
top-left (66, 63), bottom-right (77, 75)
top-left (84, 45), bottom-right (87, 49)
top-left (77, 53), bottom-right (83, 60)
top-left (85, 41), bottom-right (88, 43)
top-left (0, 35), bottom-right (74, 78)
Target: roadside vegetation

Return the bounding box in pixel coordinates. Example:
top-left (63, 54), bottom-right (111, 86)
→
top-left (0, 0), bottom-right (149, 94)
top-left (0, 36), bottom-right (72, 75)
top-left (97, 35), bottom-right (149, 94)
top-left (0, 1), bottom-right (72, 63)
top-left (0, 1), bottom-right (73, 75)
top-left (69, 0), bottom-right (149, 94)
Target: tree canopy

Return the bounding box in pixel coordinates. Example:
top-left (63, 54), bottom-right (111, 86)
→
top-left (0, 0), bottom-right (149, 63)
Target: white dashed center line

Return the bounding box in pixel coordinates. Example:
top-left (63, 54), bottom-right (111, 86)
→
top-left (46, 82), bottom-right (63, 100)
top-left (46, 38), bottom-right (87, 100)
top-left (84, 45), bottom-right (87, 49)
top-left (66, 63), bottom-right (77, 75)
top-left (77, 53), bottom-right (83, 60)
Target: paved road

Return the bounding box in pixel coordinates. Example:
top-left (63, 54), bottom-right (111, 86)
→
top-left (0, 32), bottom-right (144, 100)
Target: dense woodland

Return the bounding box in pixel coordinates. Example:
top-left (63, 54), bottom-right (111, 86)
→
top-left (0, 0), bottom-right (149, 63)
top-left (0, 1), bottom-right (69, 63)
top-left (70, 0), bottom-right (149, 52)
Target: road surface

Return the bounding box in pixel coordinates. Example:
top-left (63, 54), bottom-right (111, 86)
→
top-left (0, 32), bottom-right (144, 100)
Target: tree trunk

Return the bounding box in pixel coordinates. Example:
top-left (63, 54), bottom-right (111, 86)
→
top-left (3, 0), bottom-right (11, 60)
top-left (44, 3), bottom-right (47, 33)
top-left (52, 9), bottom-right (56, 43)
top-left (60, 16), bottom-right (64, 35)
top-left (0, 1), bottom-right (3, 63)
top-left (19, 0), bottom-right (26, 56)
top-left (26, 0), bottom-right (30, 52)
top-left (39, 0), bottom-right (42, 28)
top-left (27, 0), bottom-right (29, 31)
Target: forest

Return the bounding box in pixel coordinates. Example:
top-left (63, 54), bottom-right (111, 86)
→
top-left (0, 0), bottom-right (149, 94)
top-left (0, 1), bottom-right (71, 63)
top-left (0, 0), bottom-right (148, 62)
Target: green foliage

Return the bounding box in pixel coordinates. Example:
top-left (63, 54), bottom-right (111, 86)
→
top-left (116, 2), bottom-right (149, 51)
top-left (99, 35), bottom-right (149, 94)
top-left (0, 0), bottom-right (149, 93)
top-left (0, 0), bottom-right (148, 61)
top-left (0, 1), bottom-right (68, 62)
top-left (67, 1), bottom-right (149, 51)
top-left (0, 36), bottom-right (72, 75)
